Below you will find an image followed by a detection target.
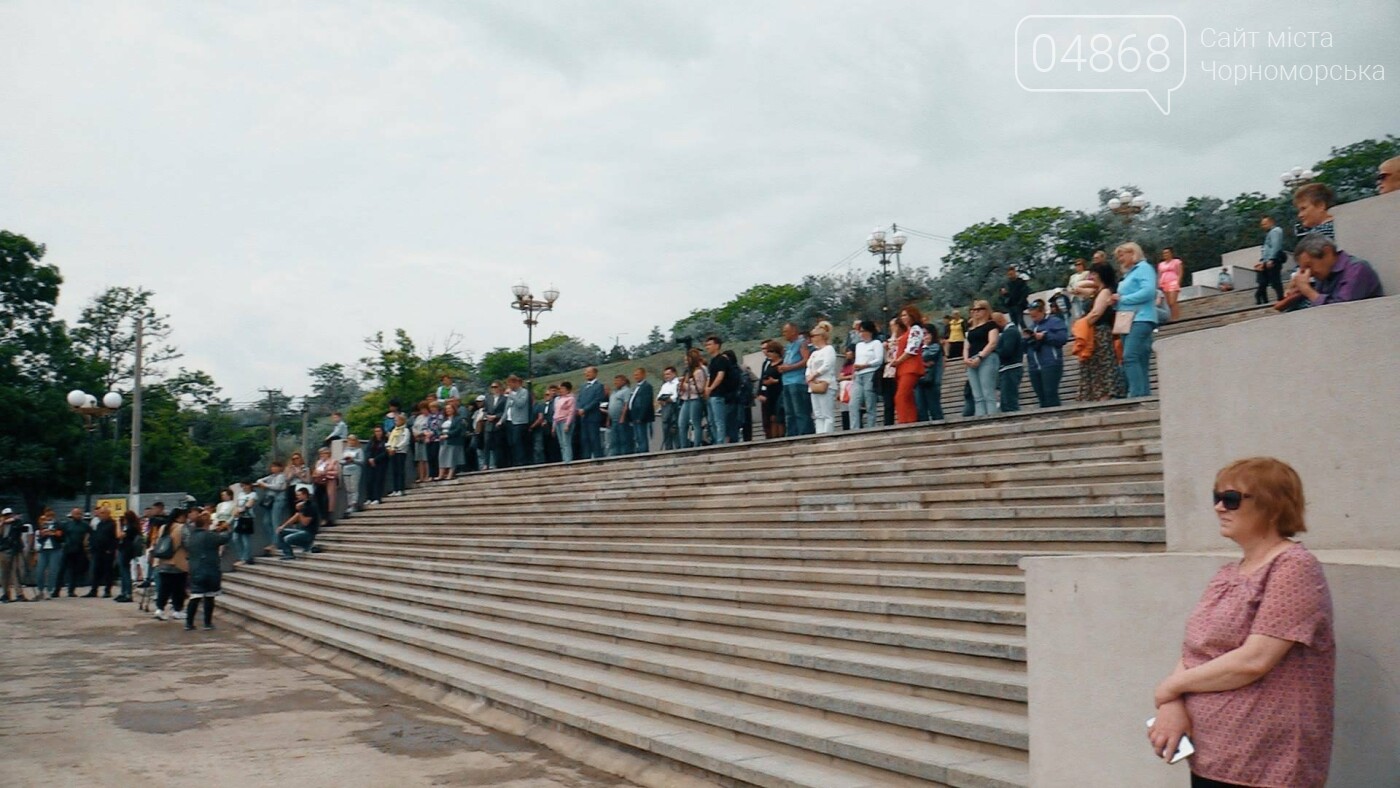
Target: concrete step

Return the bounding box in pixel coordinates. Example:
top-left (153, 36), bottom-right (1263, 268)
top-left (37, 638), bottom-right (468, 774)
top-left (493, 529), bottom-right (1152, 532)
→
top-left (324, 524), bottom-right (1166, 549)
top-left (277, 545), bottom-right (1026, 659)
top-left (253, 555), bottom-right (1029, 702)
top-left (275, 547), bottom-right (1028, 625)
top-left (317, 532), bottom-right (1128, 572)
top-left (219, 595), bottom-right (956, 788)
top-left (233, 567), bottom-right (1031, 751)
top-left (360, 479), bottom-right (1164, 519)
top-left (309, 548), bottom-right (1029, 601)
top-left (222, 585), bottom-right (1029, 788)
top-left (362, 443), bottom-right (1163, 511)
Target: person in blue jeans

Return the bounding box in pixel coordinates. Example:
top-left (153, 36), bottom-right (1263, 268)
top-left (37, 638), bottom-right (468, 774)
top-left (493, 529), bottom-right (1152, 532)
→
top-left (1114, 242), bottom-right (1160, 398)
top-left (776, 322), bottom-right (813, 436)
top-left (276, 487), bottom-right (320, 560)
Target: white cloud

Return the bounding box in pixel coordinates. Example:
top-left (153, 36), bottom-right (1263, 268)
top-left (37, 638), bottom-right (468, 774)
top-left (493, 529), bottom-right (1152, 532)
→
top-left (2, 0), bottom-right (1396, 404)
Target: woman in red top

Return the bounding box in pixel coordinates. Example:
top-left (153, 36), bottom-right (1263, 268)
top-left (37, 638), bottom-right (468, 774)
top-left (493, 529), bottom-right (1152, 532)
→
top-left (890, 305), bottom-right (927, 424)
top-left (1149, 457), bottom-right (1334, 787)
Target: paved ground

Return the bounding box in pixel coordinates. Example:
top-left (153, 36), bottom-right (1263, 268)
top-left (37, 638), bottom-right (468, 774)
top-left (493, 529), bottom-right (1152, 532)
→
top-left (0, 595), bottom-right (638, 788)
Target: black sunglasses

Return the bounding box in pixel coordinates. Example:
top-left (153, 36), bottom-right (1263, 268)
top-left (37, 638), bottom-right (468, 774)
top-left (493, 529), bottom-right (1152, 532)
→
top-left (1212, 489), bottom-right (1254, 510)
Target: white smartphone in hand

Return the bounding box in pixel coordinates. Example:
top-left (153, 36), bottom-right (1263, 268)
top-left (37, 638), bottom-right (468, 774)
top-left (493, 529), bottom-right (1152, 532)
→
top-left (1145, 717), bottom-right (1195, 764)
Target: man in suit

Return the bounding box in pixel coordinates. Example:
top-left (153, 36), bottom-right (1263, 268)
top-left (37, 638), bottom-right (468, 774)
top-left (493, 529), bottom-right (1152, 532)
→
top-left (502, 375), bottom-right (532, 468)
top-left (625, 367), bottom-right (655, 453)
top-left (481, 381), bottom-right (507, 469)
top-left (575, 366), bottom-right (606, 460)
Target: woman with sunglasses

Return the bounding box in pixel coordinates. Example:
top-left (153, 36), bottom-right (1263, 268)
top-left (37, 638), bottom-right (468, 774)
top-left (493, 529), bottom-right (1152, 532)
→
top-left (1149, 457), bottom-right (1334, 788)
top-left (805, 321), bottom-right (838, 434)
top-left (962, 300), bottom-right (1000, 417)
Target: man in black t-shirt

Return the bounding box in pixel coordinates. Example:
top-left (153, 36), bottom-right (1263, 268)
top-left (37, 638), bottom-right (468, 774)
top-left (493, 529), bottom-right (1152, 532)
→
top-left (276, 487), bottom-right (320, 560)
top-left (702, 336), bottom-right (739, 445)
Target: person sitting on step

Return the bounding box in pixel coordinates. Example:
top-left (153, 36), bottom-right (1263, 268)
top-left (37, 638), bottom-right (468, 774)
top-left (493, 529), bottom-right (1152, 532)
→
top-left (276, 486), bottom-right (321, 561)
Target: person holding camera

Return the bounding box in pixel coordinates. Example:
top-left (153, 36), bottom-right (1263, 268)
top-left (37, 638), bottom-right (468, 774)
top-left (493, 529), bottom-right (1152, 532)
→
top-left (0, 508), bottom-right (30, 603)
top-left (183, 512), bottom-right (232, 631)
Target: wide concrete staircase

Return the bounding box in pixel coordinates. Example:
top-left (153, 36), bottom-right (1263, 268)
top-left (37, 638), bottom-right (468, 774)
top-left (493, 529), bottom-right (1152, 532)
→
top-left (222, 399), bottom-right (1165, 787)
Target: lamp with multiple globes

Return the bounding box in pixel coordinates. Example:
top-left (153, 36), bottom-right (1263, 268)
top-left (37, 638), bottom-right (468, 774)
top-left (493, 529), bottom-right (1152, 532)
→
top-left (1281, 166), bottom-right (1318, 190)
top-left (509, 283), bottom-right (561, 393)
top-left (67, 388), bottom-right (124, 515)
top-left (1107, 190), bottom-right (1148, 218)
top-left (865, 225), bottom-right (909, 321)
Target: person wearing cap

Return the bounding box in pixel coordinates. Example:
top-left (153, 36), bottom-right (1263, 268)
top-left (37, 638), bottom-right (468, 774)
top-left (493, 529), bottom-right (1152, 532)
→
top-left (1025, 300), bottom-right (1069, 409)
top-left (0, 508), bottom-right (30, 602)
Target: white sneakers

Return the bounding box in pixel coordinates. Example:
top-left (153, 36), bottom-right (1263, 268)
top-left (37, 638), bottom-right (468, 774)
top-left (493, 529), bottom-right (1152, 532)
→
top-left (153, 608), bottom-right (167, 621)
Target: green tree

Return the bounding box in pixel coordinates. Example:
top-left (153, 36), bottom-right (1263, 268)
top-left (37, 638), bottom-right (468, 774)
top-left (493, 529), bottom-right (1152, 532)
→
top-left (71, 286), bottom-right (181, 391)
top-left (0, 231), bottom-right (103, 519)
top-left (1312, 135), bottom-right (1400, 204)
top-left (308, 362), bottom-right (362, 415)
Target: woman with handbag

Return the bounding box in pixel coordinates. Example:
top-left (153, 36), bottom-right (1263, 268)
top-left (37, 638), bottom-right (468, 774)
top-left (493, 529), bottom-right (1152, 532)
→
top-left (150, 508), bottom-right (190, 621)
top-left (231, 481), bottom-right (257, 565)
top-left (891, 305), bottom-right (928, 424)
top-left (1114, 242), bottom-right (1161, 398)
top-left (806, 321), bottom-right (838, 434)
top-left (963, 300), bottom-right (1001, 417)
top-left (1079, 262), bottom-right (1128, 402)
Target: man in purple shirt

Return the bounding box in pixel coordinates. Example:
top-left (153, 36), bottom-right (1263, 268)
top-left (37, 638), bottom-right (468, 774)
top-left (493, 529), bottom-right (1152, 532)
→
top-left (1288, 234), bottom-right (1384, 306)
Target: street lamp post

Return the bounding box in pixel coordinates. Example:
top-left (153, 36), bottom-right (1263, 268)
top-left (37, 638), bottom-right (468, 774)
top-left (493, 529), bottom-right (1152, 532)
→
top-left (509, 282), bottom-right (561, 393)
top-left (1281, 166), bottom-right (1318, 190)
top-left (1107, 190), bottom-right (1148, 219)
top-left (865, 224), bottom-right (909, 323)
top-left (66, 389), bottom-right (123, 516)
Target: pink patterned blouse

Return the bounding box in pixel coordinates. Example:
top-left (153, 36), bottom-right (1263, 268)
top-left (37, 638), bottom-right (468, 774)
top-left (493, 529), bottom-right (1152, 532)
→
top-left (1181, 542), bottom-right (1334, 787)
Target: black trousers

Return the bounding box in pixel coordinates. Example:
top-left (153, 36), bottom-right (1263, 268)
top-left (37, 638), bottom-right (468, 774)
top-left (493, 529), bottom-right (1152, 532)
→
top-left (89, 549), bottom-right (116, 592)
top-left (186, 596), bottom-right (216, 627)
top-left (507, 423), bottom-right (529, 467)
top-left (367, 461), bottom-right (386, 501)
top-left (55, 552), bottom-right (88, 594)
top-left (156, 571), bottom-right (188, 612)
top-left (1255, 263), bottom-right (1284, 304)
top-left (389, 453), bottom-right (407, 493)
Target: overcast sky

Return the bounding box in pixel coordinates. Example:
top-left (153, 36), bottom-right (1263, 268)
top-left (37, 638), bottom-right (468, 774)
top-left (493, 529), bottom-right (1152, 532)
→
top-left (4, 0), bottom-right (1397, 405)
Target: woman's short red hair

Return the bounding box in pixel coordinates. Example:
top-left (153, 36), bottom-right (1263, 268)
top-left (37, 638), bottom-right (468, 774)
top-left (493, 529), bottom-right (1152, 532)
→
top-left (1215, 457), bottom-right (1307, 537)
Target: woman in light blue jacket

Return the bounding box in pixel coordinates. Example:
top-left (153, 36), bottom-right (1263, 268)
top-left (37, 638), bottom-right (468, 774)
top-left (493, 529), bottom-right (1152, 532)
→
top-left (1113, 242), bottom-right (1160, 397)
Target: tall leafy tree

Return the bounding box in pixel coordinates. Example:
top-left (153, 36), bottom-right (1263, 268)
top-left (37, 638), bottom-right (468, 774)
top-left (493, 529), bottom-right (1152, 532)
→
top-left (71, 286), bottom-right (180, 392)
top-left (0, 231), bottom-right (102, 519)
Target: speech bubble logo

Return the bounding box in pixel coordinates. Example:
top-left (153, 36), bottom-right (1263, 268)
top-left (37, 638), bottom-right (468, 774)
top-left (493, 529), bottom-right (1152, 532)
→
top-left (1015, 15), bottom-right (1187, 115)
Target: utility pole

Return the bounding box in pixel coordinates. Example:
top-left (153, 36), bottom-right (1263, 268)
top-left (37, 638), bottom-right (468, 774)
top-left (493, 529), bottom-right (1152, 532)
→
top-left (128, 315), bottom-right (143, 514)
top-left (260, 388), bottom-right (278, 459)
top-left (300, 397), bottom-right (311, 464)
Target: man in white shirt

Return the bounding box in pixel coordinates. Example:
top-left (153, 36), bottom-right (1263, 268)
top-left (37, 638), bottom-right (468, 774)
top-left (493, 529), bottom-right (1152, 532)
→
top-left (657, 367), bottom-right (680, 450)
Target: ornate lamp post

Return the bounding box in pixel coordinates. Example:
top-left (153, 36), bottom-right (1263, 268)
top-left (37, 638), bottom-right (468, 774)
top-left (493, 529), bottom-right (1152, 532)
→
top-left (509, 282), bottom-right (560, 392)
top-left (1281, 166), bottom-right (1318, 190)
top-left (1107, 190), bottom-right (1148, 218)
top-left (67, 388), bottom-right (123, 515)
top-left (865, 225), bottom-right (908, 322)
